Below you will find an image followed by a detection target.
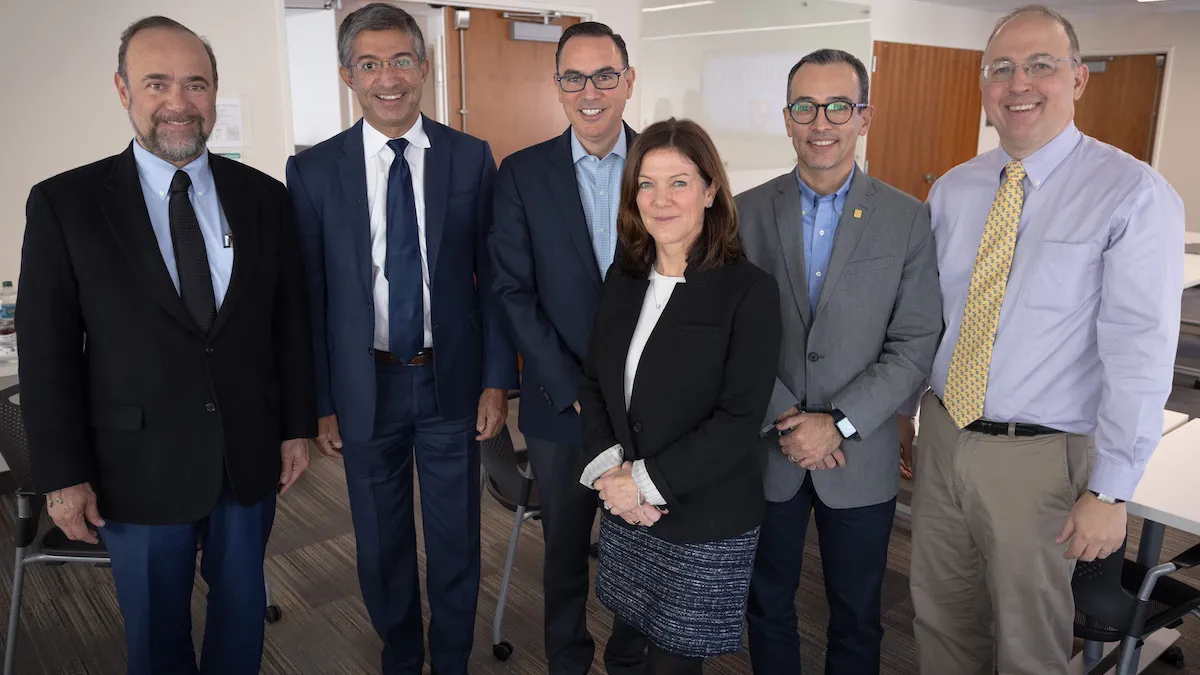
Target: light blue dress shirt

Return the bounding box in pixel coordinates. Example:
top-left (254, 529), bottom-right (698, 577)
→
top-left (797, 167), bottom-right (854, 312)
top-left (571, 126), bottom-right (627, 278)
top-left (132, 141), bottom-right (234, 307)
top-left (927, 123), bottom-right (1184, 500)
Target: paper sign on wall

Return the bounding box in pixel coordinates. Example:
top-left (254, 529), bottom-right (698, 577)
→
top-left (209, 98), bottom-right (246, 149)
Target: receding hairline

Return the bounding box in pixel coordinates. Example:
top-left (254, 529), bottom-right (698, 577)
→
top-left (124, 26), bottom-right (214, 70)
top-left (986, 6), bottom-right (1081, 60)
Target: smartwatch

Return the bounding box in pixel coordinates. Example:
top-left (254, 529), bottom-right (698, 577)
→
top-left (1089, 490), bottom-right (1125, 505)
top-left (831, 409), bottom-right (859, 439)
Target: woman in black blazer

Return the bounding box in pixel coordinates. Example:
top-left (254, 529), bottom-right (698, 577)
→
top-left (577, 118), bottom-right (782, 674)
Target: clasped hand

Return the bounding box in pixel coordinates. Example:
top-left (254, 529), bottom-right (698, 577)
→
top-left (594, 462), bottom-right (668, 527)
top-left (777, 407), bottom-right (845, 470)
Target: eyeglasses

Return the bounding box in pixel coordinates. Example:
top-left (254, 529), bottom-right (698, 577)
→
top-left (981, 55), bottom-right (1078, 83)
top-left (349, 57), bottom-right (421, 77)
top-left (786, 100), bottom-right (867, 125)
top-left (556, 68), bottom-right (628, 93)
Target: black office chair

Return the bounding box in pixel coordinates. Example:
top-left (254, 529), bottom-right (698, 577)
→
top-left (480, 413), bottom-right (539, 663)
top-left (1072, 537), bottom-right (1200, 674)
top-left (0, 384), bottom-right (280, 675)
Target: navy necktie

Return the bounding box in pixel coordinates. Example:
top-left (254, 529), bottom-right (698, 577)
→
top-left (168, 170), bottom-right (217, 332)
top-left (385, 138), bottom-right (424, 359)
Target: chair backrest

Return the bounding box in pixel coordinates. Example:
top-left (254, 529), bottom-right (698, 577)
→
top-left (0, 384), bottom-right (34, 493)
top-left (480, 423), bottom-right (533, 507)
top-left (1072, 538), bottom-right (1137, 632)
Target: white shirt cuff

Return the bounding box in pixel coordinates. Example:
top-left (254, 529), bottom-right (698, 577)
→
top-left (579, 444), bottom-right (624, 488)
top-left (632, 459), bottom-right (667, 506)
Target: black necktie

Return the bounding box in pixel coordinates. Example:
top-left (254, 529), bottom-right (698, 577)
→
top-left (168, 170), bottom-right (217, 333)
top-left (385, 138), bottom-right (424, 359)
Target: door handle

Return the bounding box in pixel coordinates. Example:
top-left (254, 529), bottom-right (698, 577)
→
top-left (924, 173), bottom-right (936, 184)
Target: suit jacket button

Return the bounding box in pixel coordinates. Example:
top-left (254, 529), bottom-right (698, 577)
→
top-left (205, 347), bottom-right (214, 355)
top-left (808, 352), bottom-right (819, 362)
top-left (633, 422), bottom-right (643, 433)
top-left (205, 402), bottom-right (216, 412)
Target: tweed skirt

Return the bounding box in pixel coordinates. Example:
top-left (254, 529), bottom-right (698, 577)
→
top-left (594, 516), bottom-right (760, 658)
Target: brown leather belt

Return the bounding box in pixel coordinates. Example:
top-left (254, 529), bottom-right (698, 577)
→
top-left (374, 348), bottom-right (433, 366)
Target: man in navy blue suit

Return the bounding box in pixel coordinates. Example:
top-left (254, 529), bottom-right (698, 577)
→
top-left (285, 4), bottom-right (517, 674)
top-left (489, 21), bottom-right (644, 675)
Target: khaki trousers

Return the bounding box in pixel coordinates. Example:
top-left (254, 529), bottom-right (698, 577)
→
top-left (910, 391), bottom-right (1092, 675)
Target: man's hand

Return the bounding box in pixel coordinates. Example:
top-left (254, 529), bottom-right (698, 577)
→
top-left (1058, 492), bottom-right (1128, 562)
top-left (314, 414), bottom-right (343, 458)
top-left (778, 412), bottom-right (845, 470)
top-left (476, 388), bottom-right (508, 440)
top-left (46, 482), bottom-right (104, 544)
top-left (279, 438), bottom-right (311, 495)
top-left (899, 415), bottom-right (916, 480)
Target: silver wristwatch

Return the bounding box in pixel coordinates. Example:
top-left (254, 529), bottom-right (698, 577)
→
top-left (1089, 490), bottom-right (1125, 505)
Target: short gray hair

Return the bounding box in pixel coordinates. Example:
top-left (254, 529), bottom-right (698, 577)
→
top-left (337, 3), bottom-right (427, 68)
top-left (987, 4), bottom-right (1081, 59)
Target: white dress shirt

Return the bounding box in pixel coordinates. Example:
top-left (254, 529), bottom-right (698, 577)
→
top-left (362, 117), bottom-right (434, 352)
top-left (579, 269), bottom-right (685, 507)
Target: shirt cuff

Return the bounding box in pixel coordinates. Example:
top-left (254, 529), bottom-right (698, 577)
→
top-left (1088, 454), bottom-right (1145, 502)
top-left (632, 459), bottom-right (667, 507)
top-left (579, 444), bottom-right (624, 489)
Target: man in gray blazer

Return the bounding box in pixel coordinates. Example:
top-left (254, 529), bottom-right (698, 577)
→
top-left (737, 49), bottom-right (941, 675)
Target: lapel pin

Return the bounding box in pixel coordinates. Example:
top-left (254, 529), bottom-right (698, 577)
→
top-left (853, 208), bottom-right (863, 219)
top-left (223, 233), bottom-right (234, 249)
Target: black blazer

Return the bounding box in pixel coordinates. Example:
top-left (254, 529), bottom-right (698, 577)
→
top-left (490, 124), bottom-right (636, 445)
top-left (579, 256), bottom-right (782, 544)
top-left (17, 144), bottom-right (317, 525)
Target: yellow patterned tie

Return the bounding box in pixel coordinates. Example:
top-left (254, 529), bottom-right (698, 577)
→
top-left (943, 160), bottom-right (1026, 429)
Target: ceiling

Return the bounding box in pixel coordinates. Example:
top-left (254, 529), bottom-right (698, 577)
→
top-left (915, 0), bottom-right (1200, 16)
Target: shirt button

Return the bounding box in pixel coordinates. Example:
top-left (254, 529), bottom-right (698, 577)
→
top-left (815, 271), bottom-right (823, 277)
top-left (599, 191), bottom-right (605, 196)
top-left (819, 230), bottom-right (825, 236)
top-left (205, 402), bottom-right (216, 412)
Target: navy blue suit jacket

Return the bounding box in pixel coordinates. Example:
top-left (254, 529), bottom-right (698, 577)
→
top-left (287, 117), bottom-right (517, 444)
top-left (490, 124), bottom-right (636, 445)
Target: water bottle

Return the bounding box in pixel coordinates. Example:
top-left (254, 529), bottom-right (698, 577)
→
top-left (0, 281), bottom-right (16, 353)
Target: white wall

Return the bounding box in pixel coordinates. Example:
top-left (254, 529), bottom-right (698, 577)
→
top-left (1072, 11), bottom-right (1200, 233)
top-left (0, 0), bottom-right (294, 286)
top-left (286, 8), bottom-right (342, 148)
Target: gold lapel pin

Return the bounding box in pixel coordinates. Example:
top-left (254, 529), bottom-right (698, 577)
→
top-left (853, 208), bottom-right (863, 219)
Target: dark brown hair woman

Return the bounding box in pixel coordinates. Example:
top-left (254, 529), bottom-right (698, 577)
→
top-left (576, 118), bottom-right (782, 674)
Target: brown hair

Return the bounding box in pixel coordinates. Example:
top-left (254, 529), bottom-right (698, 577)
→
top-left (617, 118), bottom-right (741, 277)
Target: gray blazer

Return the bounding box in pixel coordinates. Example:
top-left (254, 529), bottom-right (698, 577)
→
top-left (736, 168), bottom-right (942, 508)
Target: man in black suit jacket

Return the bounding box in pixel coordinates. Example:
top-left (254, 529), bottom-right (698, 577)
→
top-left (18, 18), bottom-right (315, 675)
top-left (489, 21), bottom-right (645, 675)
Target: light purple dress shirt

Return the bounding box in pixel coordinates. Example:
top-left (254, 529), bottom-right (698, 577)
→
top-left (927, 122), bottom-right (1185, 500)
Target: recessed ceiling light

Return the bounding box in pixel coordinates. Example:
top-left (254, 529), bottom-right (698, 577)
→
top-left (1137, 0), bottom-right (1169, 3)
top-left (642, 1), bottom-right (716, 12)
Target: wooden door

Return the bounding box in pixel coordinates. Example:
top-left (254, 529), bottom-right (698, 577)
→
top-left (1074, 54), bottom-right (1165, 163)
top-left (866, 41), bottom-right (983, 201)
top-left (445, 11), bottom-right (580, 164)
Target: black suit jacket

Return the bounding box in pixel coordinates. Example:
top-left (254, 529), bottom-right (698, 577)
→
top-left (17, 144), bottom-right (317, 525)
top-left (490, 124), bottom-right (636, 445)
top-left (579, 256), bottom-right (782, 544)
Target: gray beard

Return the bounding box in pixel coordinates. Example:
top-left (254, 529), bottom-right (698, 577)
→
top-left (130, 111), bottom-right (211, 164)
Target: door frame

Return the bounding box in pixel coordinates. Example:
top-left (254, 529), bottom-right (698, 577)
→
top-left (1077, 46), bottom-right (1174, 169)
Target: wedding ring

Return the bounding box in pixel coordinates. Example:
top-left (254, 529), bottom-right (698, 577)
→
top-left (788, 455), bottom-right (799, 463)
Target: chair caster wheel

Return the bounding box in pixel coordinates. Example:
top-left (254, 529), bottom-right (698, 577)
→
top-left (492, 641), bottom-right (513, 661)
top-left (1159, 644), bottom-right (1185, 668)
top-left (265, 605), bottom-right (282, 624)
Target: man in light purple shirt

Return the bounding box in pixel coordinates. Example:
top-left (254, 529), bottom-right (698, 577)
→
top-left (910, 5), bottom-right (1184, 675)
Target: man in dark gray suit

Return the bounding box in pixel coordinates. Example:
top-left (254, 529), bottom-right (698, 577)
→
top-left (737, 49), bottom-right (942, 675)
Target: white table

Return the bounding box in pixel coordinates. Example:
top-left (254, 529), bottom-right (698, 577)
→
top-left (1185, 232), bottom-right (1200, 246)
top-left (1184, 253), bottom-right (1200, 289)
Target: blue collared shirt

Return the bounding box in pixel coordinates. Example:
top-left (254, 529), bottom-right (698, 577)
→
top-left (571, 126), bottom-right (627, 278)
top-left (927, 122), bottom-right (1184, 500)
top-left (132, 141), bottom-right (234, 307)
top-left (797, 166), bottom-right (854, 312)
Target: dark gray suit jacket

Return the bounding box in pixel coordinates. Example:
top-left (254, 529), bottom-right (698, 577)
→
top-left (736, 167), bottom-right (942, 508)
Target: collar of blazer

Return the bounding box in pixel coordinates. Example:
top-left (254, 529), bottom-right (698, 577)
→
top-left (335, 115), bottom-right (450, 301)
top-left (770, 165), bottom-right (876, 327)
top-left (101, 141), bottom-right (260, 338)
top-left (548, 123), bottom-right (639, 290)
